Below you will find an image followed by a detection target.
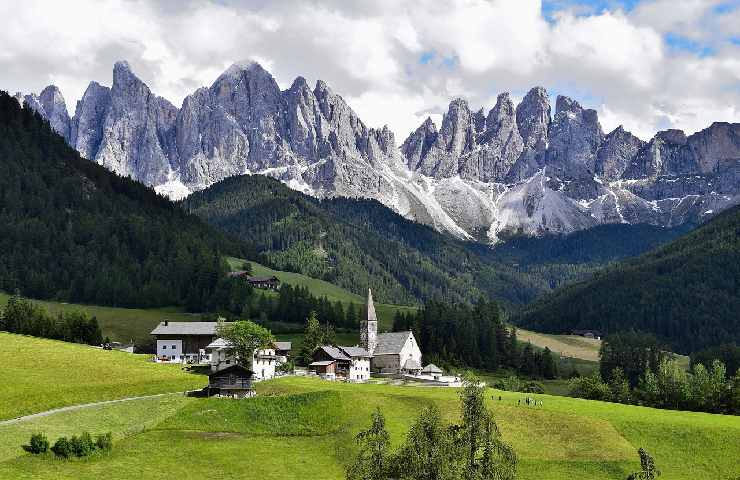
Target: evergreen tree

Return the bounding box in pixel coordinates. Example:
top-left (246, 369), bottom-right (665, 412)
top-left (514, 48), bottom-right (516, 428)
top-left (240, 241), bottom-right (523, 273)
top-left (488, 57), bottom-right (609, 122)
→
top-left (346, 408), bottom-right (391, 480)
top-left (298, 311), bottom-right (323, 366)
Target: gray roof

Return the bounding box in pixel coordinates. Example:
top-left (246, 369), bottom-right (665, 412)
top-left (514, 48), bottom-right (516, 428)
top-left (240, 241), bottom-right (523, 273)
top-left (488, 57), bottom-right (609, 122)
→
top-left (404, 358), bottom-right (422, 370)
top-left (274, 341), bottom-right (292, 351)
top-left (373, 331), bottom-right (413, 355)
top-left (206, 337), bottom-right (230, 349)
top-left (150, 322), bottom-right (219, 336)
top-left (339, 346), bottom-right (370, 358)
top-left (319, 346), bottom-right (351, 361)
top-left (422, 363), bottom-right (443, 374)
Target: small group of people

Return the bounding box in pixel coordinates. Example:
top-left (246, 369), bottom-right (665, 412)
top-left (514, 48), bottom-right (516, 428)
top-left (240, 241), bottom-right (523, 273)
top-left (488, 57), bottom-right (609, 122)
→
top-left (493, 395), bottom-right (543, 407)
top-left (518, 396), bottom-right (542, 407)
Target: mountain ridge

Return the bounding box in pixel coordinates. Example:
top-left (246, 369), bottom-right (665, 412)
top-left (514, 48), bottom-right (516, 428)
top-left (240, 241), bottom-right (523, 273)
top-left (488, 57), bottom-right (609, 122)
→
top-left (514, 204), bottom-right (740, 353)
top-left (16, 61), bottom-right (740, 242)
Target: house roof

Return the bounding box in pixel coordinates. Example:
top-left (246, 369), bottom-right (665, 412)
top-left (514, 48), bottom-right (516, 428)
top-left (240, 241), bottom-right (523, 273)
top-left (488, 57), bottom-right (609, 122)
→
top-left (151, 322), bottom-right (219, 336)
top-left (248, 276), bottom-right (279, 283)
top-left (403, 358), bottom-right (422, 370)
top-left (208, 364), bottom-right (253, 377)
top-left (373, 331), bottom-right (413, 355)
top-left (227, 270), bottom-right (249, 277)
top-left (274, 341), bottom-right (292, 351)
top-left (318, 345), bottom-right (351, 361)
top-left (309, 360), bottom-right (336, 366)
top-left (422, 363), bottom-right (443, 374)
top-left (339, 346), bottom-right (370, 358)
top-left (206, 337), bottom-right (230, 350)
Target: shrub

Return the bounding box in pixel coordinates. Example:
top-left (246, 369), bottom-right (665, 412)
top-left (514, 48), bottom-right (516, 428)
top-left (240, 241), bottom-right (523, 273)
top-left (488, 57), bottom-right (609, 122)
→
top-left (72, 432), bottom-right (97, 457)
top-left (51, 437), bottom-right (73, 459)
top-left (521, 381), bottom-right (545, 394)
top-left (25, 433), bottom-right (49, 454)
top-left (95, 432), bottom-right (113, 451)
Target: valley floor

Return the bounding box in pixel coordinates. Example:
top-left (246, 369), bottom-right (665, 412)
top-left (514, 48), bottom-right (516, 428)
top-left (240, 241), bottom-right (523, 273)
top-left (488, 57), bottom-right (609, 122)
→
top-left (1, 375), bottom-right (738, 480)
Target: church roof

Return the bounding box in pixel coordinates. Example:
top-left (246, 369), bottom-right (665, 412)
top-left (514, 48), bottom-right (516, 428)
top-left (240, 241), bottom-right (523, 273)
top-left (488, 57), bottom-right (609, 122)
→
top-left (373, 331), bottom-right (413, 355)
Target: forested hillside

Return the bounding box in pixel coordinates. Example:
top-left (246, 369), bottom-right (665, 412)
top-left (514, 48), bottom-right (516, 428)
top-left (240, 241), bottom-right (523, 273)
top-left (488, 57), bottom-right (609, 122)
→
top-left (516, 205), bottom-right (740, 353)
top-left (183, 174), bottom-right (685, 306)
top-left (0, 92), bottom-right (253, 310)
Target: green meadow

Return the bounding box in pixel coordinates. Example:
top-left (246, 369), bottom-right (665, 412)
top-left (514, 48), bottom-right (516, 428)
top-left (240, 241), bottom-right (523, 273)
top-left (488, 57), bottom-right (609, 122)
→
top-left (0, 332), bottom-right (203, 420)
top-left (0, 374), bottom-right (737, 480)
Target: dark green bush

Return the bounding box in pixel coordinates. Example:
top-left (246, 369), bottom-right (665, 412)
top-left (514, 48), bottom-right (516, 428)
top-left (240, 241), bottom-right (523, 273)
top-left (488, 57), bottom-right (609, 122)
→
top-left (51, 437), bottom-right (73, 459)
top-left (95, 432), bottom-right (113, 451)
top-left (70, 432), bottom-right (96, 457)
top-left (25, 433), bottom-right (49, 454)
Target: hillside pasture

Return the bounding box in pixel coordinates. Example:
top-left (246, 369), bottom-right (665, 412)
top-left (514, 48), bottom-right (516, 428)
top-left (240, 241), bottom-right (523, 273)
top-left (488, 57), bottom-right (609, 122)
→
top-left (0, 332), bottom-right (204, 420)
top-left (1, 376), bottom-right (737, 480)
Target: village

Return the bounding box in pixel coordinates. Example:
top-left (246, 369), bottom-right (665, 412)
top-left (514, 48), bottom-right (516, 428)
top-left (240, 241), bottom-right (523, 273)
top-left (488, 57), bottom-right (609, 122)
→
top-left (150, 288), bottom-right (460, 397)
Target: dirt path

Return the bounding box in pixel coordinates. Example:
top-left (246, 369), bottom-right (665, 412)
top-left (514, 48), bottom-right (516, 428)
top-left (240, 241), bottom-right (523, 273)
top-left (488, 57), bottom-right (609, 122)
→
top-left (0, 391), bottom-right (190, 426)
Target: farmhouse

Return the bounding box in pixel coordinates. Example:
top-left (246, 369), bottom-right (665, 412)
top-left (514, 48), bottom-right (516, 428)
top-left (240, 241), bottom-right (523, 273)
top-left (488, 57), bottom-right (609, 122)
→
top-left (309, 345), bottom-right (371, 381)
top-left (150, 321), bottom-right (219, 363)
top-left (150, 321), bottom-right (279, 379)
top-left (206, 337), bottom-right (277, 381)
top-left (207, 364), bottom-right (254, 398)
top-left (227, 271), bottom-right (281, 290)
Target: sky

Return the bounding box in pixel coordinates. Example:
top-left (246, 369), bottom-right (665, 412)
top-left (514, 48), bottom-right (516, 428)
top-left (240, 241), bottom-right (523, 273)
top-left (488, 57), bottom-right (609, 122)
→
top-left (1, 0), bottom-right (738, 141)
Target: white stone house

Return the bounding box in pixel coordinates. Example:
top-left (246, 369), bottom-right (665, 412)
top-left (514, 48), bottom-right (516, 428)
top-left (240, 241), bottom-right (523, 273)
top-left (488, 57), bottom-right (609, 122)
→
top-left (150, 321), bottom-right (219, 364)
top-left (206, 337), bottom-right (277, 381)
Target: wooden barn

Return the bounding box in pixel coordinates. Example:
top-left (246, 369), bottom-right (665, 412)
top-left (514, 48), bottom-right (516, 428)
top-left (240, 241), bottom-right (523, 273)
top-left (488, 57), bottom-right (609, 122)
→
top-left (207, 364), bottom-right (255, 398)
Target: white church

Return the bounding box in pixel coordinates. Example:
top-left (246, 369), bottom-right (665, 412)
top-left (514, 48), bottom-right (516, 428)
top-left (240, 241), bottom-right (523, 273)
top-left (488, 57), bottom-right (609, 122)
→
top-left (361, 289), bottom-right (423, 374)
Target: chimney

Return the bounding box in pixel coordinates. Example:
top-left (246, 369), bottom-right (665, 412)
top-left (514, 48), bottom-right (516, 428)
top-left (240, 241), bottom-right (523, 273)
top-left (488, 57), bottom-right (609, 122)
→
top-left (164, 320), bottom-right (169, 326)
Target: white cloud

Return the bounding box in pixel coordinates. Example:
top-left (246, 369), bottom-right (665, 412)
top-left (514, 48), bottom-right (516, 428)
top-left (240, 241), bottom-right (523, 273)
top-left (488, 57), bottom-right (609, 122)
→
top-left (0, 0), bottom-right (737, 143)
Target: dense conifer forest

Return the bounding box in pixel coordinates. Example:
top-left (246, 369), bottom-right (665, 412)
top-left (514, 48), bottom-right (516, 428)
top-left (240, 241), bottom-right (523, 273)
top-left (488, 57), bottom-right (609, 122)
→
top-left (516, 204), bottom-right (740, 353)
top-left (182, 174), bottom-right (683, 306)
top-left (0, 92), bottom-right (253, 310)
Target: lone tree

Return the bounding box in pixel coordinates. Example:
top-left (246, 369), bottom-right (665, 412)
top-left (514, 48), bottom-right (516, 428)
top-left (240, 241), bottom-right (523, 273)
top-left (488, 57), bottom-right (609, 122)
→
top-left (216, 319), bottom-right (274, 367)
top-left (627, 448), bottom-right (660, 480)
top-left (346, 408), bottom-right (391, 480)
top-left (298, 311), bottom-right (324, 365)
top-left (459, 372), bottom-right (517, 480)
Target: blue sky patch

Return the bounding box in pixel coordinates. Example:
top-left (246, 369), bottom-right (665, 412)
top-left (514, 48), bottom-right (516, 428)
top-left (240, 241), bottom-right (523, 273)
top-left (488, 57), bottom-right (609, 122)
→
top-left (665, 33), bottom-right (716, 57)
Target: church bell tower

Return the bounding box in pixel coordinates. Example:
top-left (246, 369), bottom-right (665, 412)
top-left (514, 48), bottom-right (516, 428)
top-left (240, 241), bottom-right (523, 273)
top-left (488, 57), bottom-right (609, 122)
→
top-left (361, 288), bottom-right (378, 354)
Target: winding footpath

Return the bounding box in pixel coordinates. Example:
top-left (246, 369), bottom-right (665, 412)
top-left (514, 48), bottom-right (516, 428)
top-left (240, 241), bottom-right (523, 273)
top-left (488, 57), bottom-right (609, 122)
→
top-left (0, 391), bottom-right (190, 427)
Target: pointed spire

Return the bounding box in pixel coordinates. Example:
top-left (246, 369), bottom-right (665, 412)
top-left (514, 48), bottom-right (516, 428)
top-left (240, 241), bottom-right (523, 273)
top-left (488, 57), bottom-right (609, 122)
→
top-left (366, 288), bottom-right (377, 322)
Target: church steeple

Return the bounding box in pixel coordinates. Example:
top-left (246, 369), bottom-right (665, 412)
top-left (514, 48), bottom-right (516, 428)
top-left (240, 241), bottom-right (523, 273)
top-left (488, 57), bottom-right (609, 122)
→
top-left (361, 288), bottom-right (378, 354)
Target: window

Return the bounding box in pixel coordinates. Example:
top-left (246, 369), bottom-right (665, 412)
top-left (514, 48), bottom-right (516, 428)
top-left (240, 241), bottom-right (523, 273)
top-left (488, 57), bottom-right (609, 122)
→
top-left (172, 345), bottom-right (177, 349)
top-left (162, 345), bottom-right (167, 350)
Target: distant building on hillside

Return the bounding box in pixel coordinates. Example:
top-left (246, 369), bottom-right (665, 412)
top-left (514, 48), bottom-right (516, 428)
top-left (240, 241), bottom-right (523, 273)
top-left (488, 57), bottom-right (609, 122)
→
top-left (571, 329), bottom-right (602, 340)
top-left (227, 272), bottom-right (281, 290)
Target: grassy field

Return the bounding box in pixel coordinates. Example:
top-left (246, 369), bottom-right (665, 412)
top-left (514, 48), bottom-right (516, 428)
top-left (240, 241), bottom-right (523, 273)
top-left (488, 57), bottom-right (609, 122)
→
top-left (517, 328), bottom-right (602, 362)
top-left (0, 376), bottom-right (737, 479)
top-left (227, 257), bottom-right (419, 330)
top-left (0, 292), bottom-right (199, 346)
top-left (0, 332), bottom-right (204, 420)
